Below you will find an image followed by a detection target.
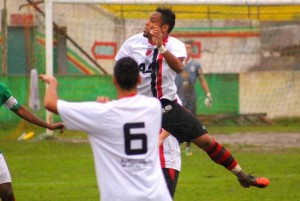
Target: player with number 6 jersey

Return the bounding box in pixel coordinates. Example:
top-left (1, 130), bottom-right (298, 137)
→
top-left (40, 57), bottom-right (172, 201)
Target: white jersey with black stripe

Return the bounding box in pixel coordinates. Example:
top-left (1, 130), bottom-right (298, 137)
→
top-left (57, 95), bottom-right (172, 201)
top-left (115, 33), bottom-right (186, 101)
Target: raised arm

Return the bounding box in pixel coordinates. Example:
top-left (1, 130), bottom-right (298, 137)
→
top-left (39, 74), bottom-right (59, 114)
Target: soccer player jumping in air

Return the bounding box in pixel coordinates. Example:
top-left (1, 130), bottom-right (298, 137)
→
top-left (115, 7), bottom-right (270, 191)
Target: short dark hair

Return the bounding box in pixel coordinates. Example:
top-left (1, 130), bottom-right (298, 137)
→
top-left (184, 40), bottom-right (194, 46)
top-left (156, 7), bottom-right (175, 33)
top-left (114, 57), bottom-right (139, 90)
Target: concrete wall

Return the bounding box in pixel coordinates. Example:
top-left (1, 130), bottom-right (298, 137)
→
top-left (240, 71), bottom-right (300, 118)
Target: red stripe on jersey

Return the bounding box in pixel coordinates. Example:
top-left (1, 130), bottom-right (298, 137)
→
top-left (157, 54), bottom-right (163, 98)
top-left (168, 168), bottom-right (175, 180)
top-left (159, 143), bottom-right (166, 168)
top-left (156, 38), bottom-right (169, 99)
top-left (145, 49), bottom-right (152, 56)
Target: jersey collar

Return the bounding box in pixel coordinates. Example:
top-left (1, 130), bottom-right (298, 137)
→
top-left (118, 93), bottom-right (137, 100)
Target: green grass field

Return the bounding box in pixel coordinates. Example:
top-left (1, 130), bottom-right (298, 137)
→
top-left (1, 119), bottom-right (300, 201)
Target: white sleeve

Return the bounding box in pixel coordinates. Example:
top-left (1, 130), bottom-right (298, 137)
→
top-left (167, 39), bottom-right (187, 59)
top-left (57, 100), bottom-right (104, 133)
top-left (115, 39), bottom-right (132, 61)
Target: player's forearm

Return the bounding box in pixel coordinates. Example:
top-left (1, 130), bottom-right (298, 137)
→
top-left (200, 77), bottom-right (210, 95)
top-left (201, 80), bottom-right (210, 95)
top-left (160, 49), bottom-right (184, 73)
top-left (14, 106), bottom-right (53, 129)
top-left (44, 78), bottom-right (59, 114)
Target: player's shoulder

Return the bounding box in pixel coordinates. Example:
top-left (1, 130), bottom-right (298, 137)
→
top-left (191, 59), bottom-right (201, 67)
top-left (0, 82), bottom-right (7, 90)
top-left (138, 94), bottom-right (159, 102)
top-left (166, 36), bottom-right (186, 53)
top-left (168, 36), bottom-right (185, 45)
top-left (0, 82), bottom-right (10, 95)
top-left (138, 95), bottom-right (161, 108)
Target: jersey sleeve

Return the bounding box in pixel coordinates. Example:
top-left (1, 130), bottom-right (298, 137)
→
top-left (0, 83), bottom-right (21, 111)
top-left (57, 100), bottom-right (105, 133)
top-left (167, 38), bottom-right (187, 59)
top-left (115, 37), bottom-right (133, 61)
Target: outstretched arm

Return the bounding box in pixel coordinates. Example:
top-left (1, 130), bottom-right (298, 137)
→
top-left (39, 74), bottom-right (59, 114)
top-left (14, 105), bottom-right (64, 132)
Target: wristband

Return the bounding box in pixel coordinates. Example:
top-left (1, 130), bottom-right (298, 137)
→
top-left (158, 45), bottom-right (167, 54)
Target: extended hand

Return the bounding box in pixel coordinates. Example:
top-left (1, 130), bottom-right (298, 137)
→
top-left (96, 96), bottom-right (110, 103)
top-left (50, 122), bottom-right (65, 133)
top-left (204, 93), bottom-right (212, 108)
top-left (39, 74), bottom-right (57, 84)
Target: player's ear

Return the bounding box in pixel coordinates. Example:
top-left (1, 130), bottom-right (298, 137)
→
top-left (112, 76), bottom-right (118, 87)
top-left (137, 75), bottom-right (142, 85)
top-left (161, 24), bottom-right (169, 33)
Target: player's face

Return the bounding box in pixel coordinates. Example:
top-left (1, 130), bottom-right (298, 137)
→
top-left (143, 11), bottom-right (163, 38)
top-left (185, 44), bottom-right (193, 57)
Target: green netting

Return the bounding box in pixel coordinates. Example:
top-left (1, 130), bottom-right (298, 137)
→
top-left (0, 74), bottom-right (239, 123)
top-left (196, 74), bottom-right (239, 115)
top-left (0, 75), bottom-right (115, 123)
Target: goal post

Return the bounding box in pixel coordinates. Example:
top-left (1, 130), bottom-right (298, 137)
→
top-left (42, 0), bottom-right (300, 125)
top-left (44, 1), bottom-right (54, 136)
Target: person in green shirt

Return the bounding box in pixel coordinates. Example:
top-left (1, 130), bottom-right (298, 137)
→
top-left (0, 82), bottom-right (64, 201)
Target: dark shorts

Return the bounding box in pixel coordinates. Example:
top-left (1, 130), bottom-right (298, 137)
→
top-left (162, 168), bottom-right (180, 198)
top-left (182, 99), bottom-right (197, 115)
top-left (161, 99), bottom-right (208, 143)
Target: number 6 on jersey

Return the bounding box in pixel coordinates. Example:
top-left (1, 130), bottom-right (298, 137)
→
top-left (124, 122), bottom-right (147, 155)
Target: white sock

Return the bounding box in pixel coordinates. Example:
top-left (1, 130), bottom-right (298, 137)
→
top-left (231, 164), bottom-right (242, 175)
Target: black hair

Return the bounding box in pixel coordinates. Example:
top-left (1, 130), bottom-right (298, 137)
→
top-left (114, 57), bottom-right (139, 91)
top-left (156, 7), bottom-right (176, 33)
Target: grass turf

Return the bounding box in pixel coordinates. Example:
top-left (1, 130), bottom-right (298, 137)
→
top-left (1, 119), bottom-right (300, 201)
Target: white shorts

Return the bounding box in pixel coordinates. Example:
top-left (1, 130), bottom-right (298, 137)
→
top-left (0, 154), bottom-right (12, 184)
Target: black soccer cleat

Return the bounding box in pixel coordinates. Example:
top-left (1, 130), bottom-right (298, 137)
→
top-left (237, 171), bottom-right (270, 188)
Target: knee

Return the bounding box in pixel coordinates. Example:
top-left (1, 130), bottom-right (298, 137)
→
top-left (192, 133), bottom-right (213, 150)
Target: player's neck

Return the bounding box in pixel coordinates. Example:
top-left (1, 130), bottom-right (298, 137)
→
top-left (184, 56), bottom-right (192, 64)
top-left (117, 90), bottom-right (137, 99)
